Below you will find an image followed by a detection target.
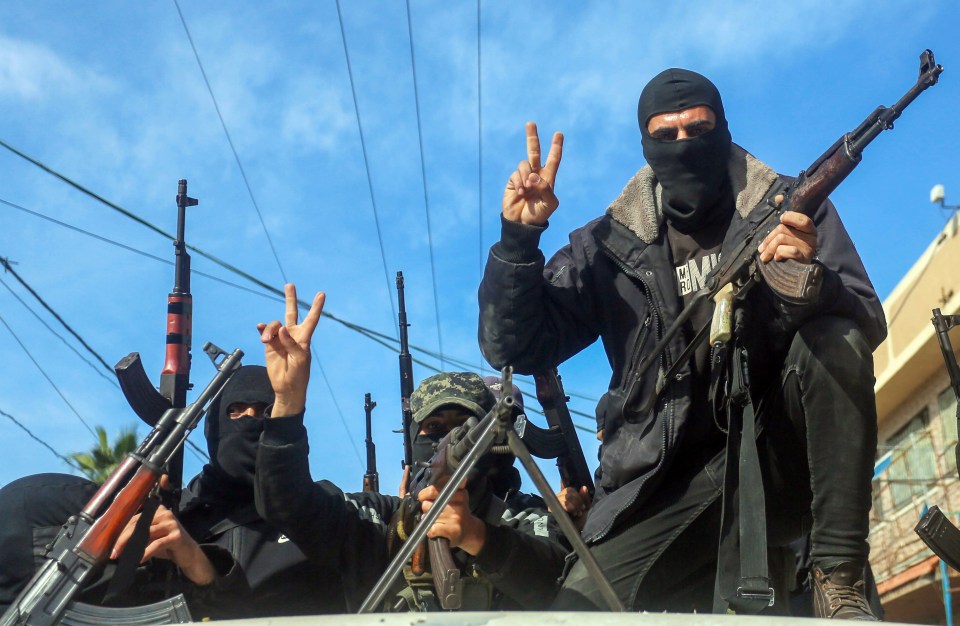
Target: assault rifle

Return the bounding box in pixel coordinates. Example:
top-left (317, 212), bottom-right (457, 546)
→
top-left (0, 346), bottom-right (243, 626)
top-left (638, 49), bottom-right (943, 399)
top-left (358, 367), bottom-right (624, 613)
top-left (397, 272), bottom-right (415, 482)
top-left (363, 393), bottom-right (379, 493)
top-left (115, 179), bottom-right (199, 505)
top-left (533, 369), bottom-right (594, 496)
top-left (916, 309), bottom-right (960, 570)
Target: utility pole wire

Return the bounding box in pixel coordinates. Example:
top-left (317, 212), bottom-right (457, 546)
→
top-left (0, 312), bottom-right (98, 440)
top-left (172, 0), bottom-right (288, 284)
top-left (0, 273), bottom-right (119, 389)
top-left (404, 0), bottom-right (445, 369)
top-left (334, 0), bottom-right (399, 337)
top-left (1, 258), bottom-right (115, 375)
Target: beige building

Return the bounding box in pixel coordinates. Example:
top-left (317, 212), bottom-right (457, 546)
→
top-left (869, 211), bottom-right (960, 624)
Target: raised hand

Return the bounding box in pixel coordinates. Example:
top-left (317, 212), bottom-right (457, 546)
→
top-left (112, 505), bottom-right (216, 586)
top-left (502, 121), bottom-right (564, 226)
top-left (257, 283), bottom-right (325, 417)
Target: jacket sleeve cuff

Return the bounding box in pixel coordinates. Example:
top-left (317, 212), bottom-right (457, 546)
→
top-left (472, 523), bottom-right (515, 575)
top-left (492, 215), bottom-right (547, 264)
top-left (261, 412), bottom-right (306, 446)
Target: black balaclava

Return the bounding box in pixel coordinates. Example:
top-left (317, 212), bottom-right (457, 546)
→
top-left (638, 68), bottom-right (733, 232)
top-left (202, 365), bottom-right (275, 501)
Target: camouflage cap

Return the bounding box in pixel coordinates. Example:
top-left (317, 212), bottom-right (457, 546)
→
top-left (411, 372), bottom-right (496, 424)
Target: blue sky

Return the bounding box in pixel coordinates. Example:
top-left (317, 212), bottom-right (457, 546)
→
top-left (0, 1), bottom-right (957, 495)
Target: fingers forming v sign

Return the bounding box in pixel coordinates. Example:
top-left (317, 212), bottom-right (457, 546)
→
top-left (502, 122), bottom-right (564, 226)
top-left (257, 283), bottom-right (325, 417)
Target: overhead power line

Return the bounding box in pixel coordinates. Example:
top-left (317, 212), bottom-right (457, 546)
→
top-left (0, 311), bottom-right (98, 440)
top-left (1, 257), bottom-right (114, 375)
top-left (334, 0), bottom-right (398, 336)
top-left (0, 273), bottom-right (119, 389)
top-left (0, 407), bottom-right (82, 472)
top-left (0, 196), bottom-right (283, 304)
top-left (404, 0), bottom-right (445, 369)
top-left (172, 0), bottom-right (287, 284)
top-left (0, 142), bottom-right (603, 410)
top-left (173, 2), bottom-right (362, 471)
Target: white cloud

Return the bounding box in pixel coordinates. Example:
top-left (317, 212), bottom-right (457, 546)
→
top-left (0, 35), bottom-right (114, 102)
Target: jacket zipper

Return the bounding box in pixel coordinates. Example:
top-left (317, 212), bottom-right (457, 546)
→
top-left (595, 245), bottom-right (674, 542)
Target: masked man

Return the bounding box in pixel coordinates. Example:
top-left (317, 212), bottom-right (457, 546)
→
top-left (1, 365), bottom-right (344, 620)
top-left (478, 69), bottom-right (884, 619)
top-left (253, 285), bottom-right (568, 612)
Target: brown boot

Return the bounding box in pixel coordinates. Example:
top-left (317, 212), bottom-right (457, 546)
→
top-left (812, 563), bottom-right (879, 620)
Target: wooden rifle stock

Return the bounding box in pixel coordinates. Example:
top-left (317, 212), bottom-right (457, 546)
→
top-left (0, 347), bottom-right (242, 626)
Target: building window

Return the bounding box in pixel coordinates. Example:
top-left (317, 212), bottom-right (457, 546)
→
top-left (940, 386), bottom-right (958, 474)
top-left (886, 408), bottom-right (936, 510)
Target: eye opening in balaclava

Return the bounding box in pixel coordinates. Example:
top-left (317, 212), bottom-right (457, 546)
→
top-left (203, 365), bottom-right (275, 496)
top-left (637, 68), bottom-right (733, 232)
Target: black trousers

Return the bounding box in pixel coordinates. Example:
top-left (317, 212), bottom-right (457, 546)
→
top-left (553, 315), bottom-right (878, 612)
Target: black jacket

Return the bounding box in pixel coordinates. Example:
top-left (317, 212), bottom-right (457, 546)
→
top-left (0, 471), bottom-right (343, 621)
top-left (255, 413), bottom-right (569, 611)
top-left (478, 145), bottom-right (886, 544)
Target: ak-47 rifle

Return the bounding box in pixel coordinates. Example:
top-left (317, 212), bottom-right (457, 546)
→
top-left (916, 309), bottom-right (960, 570)
top-left (637, 50), bottom-right (943, 400)
top-left (533, 369), bottom-right (594, 496)
top-left (0, 346), bottom-right (243, 626)
top-left (397, 272), bottom-right (415, 479)
top-left (359, 367), bottom-right (624, 613)
top-left (363, 393), bottom-right (379, 493)
top-left (114, 179), bottom-right (199, 504)
top-left (158, 180), bottom-right (198, 506)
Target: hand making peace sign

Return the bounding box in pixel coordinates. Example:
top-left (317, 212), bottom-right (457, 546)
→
top-left (502, 122), bottom-right (564, 226)
top-left (258, 283), bottom-right (325, 418)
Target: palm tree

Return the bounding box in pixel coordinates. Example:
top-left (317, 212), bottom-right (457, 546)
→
top-left (70, 425), bottom-right (138, 484)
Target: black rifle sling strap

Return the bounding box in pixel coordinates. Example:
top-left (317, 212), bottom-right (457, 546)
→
top-left (715, 340), bottom-right (774, 613)
top-left (103, 494), bottom-right (162, 603)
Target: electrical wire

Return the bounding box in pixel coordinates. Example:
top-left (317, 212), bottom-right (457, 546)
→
top-left (0, 273), bottom-right (119, 389)
top-left (0, 196), bottom-right (283, 304)
top-left (172, 2), bottom-right (364, 471)
top-left (0, 407), bottom-right (83, 471)
top-left (403, 0), bottom-right (445, 369)
top-left (172, 0), bottom-right (287, 283)
top-left (0, 158), bottom-right (604, 411)
top-left (0, 258), bottom-right (114, 375)
top-left (334, 0), bottom-right (398, 335)
top-left (0, 311), bottom-right (98, 439)
top-left (2, 192), bottom-right (606, 420)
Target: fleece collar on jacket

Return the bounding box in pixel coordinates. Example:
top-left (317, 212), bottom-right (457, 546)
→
top-left (605, 143), bottom-right (780, 243)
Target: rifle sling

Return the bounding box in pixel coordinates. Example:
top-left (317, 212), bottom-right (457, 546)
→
top-left (104, 495), bottom-right (162, 603)
top-left (714, 342), bottom-right (774, 614)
